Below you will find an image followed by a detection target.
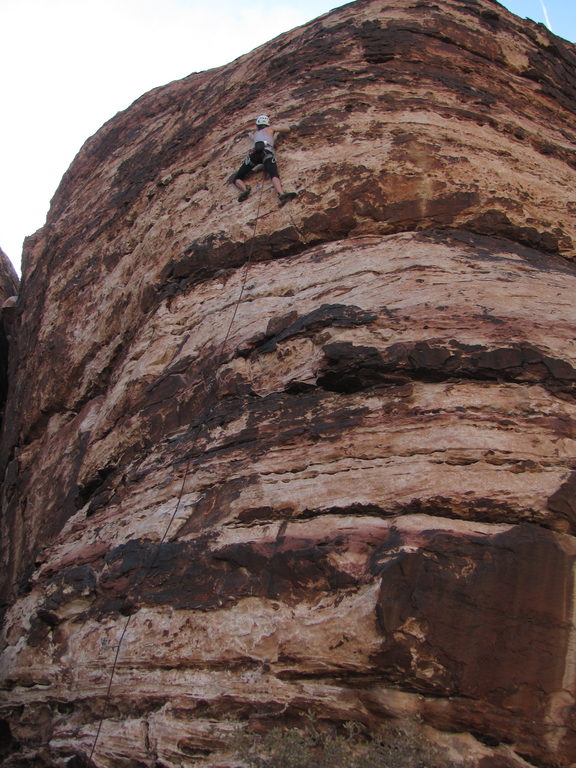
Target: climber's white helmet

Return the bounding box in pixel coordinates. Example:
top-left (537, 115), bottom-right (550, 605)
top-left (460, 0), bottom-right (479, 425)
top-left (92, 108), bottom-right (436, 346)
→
top-left (255, 114), bottom-right (270, 126)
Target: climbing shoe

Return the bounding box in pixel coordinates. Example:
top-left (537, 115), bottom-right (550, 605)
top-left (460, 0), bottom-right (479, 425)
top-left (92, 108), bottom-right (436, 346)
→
top-left (238, 185), bottom-right (251, 202)
top-left (279, 191), bottom-right (298, 206)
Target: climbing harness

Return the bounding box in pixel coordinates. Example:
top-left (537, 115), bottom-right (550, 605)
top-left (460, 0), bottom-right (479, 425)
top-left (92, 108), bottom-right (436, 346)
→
top-left (252, 129), bottom-right (276, 165)
top-left (87, 182), bottom-right (268, 764)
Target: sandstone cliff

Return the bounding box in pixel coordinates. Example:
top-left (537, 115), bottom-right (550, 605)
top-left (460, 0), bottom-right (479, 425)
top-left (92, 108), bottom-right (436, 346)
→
top-left (1, 0), bottom-right (576, 766)
top-left (0, 249), bottom-right (19, 430)
top-left (0, 250), bottom-right (18, 300)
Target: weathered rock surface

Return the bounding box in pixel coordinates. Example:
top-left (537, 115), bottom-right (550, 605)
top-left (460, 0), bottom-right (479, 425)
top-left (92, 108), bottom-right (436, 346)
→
top-left (0, 248), bottom-right (19, 428)
top-left (0, 249), bottom-right (18, 300)
top-left (1, 0), bottom-right (576, 766)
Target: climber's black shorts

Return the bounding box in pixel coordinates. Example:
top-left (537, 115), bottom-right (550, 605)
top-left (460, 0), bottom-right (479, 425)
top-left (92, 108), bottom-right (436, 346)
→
top-left (233, 149), bottom-right (279, 181)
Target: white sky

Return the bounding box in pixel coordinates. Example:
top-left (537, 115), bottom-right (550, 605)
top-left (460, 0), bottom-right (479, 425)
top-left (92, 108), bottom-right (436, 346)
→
top-left (1, 0), bottom-right (575, 276)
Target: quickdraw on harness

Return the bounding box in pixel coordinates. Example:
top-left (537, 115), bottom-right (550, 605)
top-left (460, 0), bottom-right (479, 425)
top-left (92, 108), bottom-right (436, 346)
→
top-left (243, 135), bottom-right (276, 173)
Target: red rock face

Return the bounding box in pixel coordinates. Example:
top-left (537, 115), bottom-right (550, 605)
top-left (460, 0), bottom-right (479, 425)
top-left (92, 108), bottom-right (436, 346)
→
top-left (1, 1), bottom-right (576, 766)
top-left (0, 248), bottom-right (19, 430)
top-left (0, 249), bottom-right (18, 299)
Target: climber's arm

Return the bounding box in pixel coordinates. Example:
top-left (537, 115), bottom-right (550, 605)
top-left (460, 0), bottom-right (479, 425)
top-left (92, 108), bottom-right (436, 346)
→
top-left (272, 124), bottom-right (293, 141)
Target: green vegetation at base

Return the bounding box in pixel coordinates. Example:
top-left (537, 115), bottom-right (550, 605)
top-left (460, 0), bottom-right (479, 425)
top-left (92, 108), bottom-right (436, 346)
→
top-left (230, 716), bottom-right (460, 768)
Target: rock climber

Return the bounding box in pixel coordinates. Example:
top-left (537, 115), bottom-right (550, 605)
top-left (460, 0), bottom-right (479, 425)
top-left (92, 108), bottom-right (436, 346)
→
top-left (230, 114), bottom-right (298, 205)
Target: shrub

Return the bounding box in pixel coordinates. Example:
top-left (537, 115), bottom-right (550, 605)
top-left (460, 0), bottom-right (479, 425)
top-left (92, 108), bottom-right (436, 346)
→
top-left (231, 715), bottom-right (456, 768)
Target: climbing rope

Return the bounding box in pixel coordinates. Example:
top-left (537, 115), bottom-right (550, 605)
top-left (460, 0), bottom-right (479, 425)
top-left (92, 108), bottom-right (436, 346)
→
top-left (281, 196), bottom-right (308, 246)
top-left (218, 179), bottom-right (266, 361)
top-left (86, 181), bottom-right (267, 764)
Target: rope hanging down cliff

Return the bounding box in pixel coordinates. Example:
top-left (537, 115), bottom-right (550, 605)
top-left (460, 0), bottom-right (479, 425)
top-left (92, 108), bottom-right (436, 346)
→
top-left (85, 180), bottom-right (268, 766)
